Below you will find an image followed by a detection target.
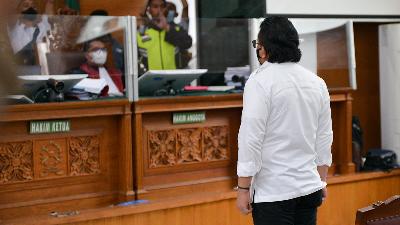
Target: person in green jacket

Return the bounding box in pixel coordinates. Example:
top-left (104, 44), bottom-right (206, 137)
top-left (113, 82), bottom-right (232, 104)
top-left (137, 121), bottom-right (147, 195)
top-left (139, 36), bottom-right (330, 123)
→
top-left (137, 0), bottom-right (192, 74)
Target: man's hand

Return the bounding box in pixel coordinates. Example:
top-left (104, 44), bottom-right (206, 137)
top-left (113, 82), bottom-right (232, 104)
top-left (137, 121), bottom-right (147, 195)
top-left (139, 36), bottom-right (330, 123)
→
top-left (322, 186), bottom-right (328, 201)
top-left (156, 15), bottom-right (170, 31)
top-left (317, 165), bottom-right (328, 202)
top-left (237, 190), bottom-right (252, 215)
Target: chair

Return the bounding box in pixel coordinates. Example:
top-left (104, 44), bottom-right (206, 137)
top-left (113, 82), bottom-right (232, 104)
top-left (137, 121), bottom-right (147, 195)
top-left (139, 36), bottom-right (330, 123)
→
top-left (355, 195), bottom-right (400, 225)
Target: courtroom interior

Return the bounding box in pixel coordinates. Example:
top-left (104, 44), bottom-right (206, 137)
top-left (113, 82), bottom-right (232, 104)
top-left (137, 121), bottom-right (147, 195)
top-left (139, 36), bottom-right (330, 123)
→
top-left (0, 0), bottom-right (400, 225)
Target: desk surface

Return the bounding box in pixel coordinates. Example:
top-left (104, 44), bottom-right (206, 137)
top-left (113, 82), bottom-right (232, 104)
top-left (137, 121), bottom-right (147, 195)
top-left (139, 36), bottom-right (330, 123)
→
top-left (0, 99), bottom-right (131, 122)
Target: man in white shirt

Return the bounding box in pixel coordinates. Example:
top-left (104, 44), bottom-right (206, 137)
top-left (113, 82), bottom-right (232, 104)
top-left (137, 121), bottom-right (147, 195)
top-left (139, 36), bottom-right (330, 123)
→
top-left (236, 16), bottom-right (333, 225)
top-left (8, 0), bottom-right (54, 65)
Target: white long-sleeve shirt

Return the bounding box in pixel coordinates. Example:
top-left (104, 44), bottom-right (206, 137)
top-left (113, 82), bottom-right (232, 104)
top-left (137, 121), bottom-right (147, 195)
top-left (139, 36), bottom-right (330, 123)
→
top-left (237, 62), bottom-right (333, 203)
top-left (8, 16), bottom-right (50, 54)
top-left (99, 67), bottom-right (123, 97)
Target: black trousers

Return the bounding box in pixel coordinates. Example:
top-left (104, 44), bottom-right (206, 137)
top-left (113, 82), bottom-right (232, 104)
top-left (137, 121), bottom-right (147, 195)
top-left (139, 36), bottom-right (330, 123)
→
top-left (252, 190), bottom-right (323, 225)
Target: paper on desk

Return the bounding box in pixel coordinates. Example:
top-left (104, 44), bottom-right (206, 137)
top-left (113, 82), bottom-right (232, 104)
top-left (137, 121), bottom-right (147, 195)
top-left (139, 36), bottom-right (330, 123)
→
top-left (6, 95), bottom-right (34, 103)
top-left (74, 78), bottom-right (107, 94)
top-left (207, 86), bottom-right (235, 91)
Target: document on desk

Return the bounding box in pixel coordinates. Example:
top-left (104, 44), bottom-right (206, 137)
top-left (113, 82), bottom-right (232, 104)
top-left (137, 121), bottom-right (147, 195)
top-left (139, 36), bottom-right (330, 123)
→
top-left (183, 85), bottom-right (235, 92)
top-left (139, 69), bottom-right (208, 77)
top-left (6, 95), bottom-right (34, 104)
top-left (207, 86), bottom-right (235, 91)
top-left (74, 78), bottom-right (107, 94)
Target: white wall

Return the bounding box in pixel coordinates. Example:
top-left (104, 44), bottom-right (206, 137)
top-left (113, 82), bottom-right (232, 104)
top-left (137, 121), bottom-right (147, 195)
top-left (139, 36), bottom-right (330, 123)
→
top-left (379, 24), bottom-right (400, 157)
top-left (298, 33), bottom-right (317, 73)
top-left (249, 19), bottom-right (352, 77)
top-left (266, 0), bottom-right (400, 16)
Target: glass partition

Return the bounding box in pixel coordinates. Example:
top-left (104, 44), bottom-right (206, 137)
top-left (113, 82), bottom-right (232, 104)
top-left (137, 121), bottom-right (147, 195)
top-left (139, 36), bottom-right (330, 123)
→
top-left (135, 17), bottom-right (357, 99)
top-left (135, 18), bottom-right (251, 99)
top-left (250, 18), bottom-right (357, 90)
top-left (5, 15), bottom-right (357, 103)
top-left (136, 16), bottom-right (194, 74)
top-left (293, 19), bottom-right (356, 90)
top-left (6, 14), bottom-right (131, 103)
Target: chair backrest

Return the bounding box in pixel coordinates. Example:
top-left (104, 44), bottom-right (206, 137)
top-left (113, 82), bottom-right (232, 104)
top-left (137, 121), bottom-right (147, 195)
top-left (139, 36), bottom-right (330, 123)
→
top-left (355, 195), bottom-right (400, 225)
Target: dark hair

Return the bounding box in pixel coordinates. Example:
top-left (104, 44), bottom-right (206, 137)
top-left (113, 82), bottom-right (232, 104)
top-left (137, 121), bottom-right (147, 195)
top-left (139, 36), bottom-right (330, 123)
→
top-left (147, 0), bottom-right (166, 7)
top-left (90, 9), bottom-right (109, 16)
top-left (83, 38), bottom-right (105, 52)
top-left (258, 16), bottom-right (302, 63)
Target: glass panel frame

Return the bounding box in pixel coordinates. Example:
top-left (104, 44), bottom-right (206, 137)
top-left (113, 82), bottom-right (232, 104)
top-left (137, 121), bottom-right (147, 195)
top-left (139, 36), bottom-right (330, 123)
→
top-left (249, 18), bottom-right (357, 90)
top-left (7, 14), bottom-right (133, 103)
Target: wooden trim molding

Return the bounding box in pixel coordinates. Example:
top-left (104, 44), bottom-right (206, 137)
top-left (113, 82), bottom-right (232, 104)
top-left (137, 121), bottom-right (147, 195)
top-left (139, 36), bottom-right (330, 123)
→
top-left (135, 94), bottom-right (243, 113)
top-left (0, 99), bottom-right (131, 122)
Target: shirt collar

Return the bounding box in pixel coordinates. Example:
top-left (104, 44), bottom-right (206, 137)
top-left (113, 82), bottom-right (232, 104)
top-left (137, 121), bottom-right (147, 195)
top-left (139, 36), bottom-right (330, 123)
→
top-left (254, 61), bottom-right (271, 74)
top-left (260, 61), bottom-right (271, 69)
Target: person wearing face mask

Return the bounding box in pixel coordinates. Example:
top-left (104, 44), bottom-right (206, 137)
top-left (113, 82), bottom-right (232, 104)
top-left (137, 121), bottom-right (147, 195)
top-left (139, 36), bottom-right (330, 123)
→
top-left (137, 0), bottom-right (192, 74)
top-left (8, 0), bottom-right (54, 65)
top-left (90, 9), bottom-right (125, 74)
top-left (71, 38), bottom-right (124, 97)
top-left (236, 17), bottom-right (332, 225)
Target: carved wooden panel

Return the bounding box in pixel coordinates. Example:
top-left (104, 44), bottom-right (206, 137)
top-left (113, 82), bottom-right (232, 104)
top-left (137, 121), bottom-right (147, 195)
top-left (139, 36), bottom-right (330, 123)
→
top-left (69, 136), bottom-right (100, 176)
top-left (48, 16), bottom-right (87, 51)
top-left (148, 130), bottom-right (176, 168)
top-left (203, 126), bottom-right (229, 161)
top-left (34, 140), bottom-right (67, 179)
top-left (147, 126), bottom-right (229, 169)
top-left (0, 141), bottom-right (33, 184)
top-left (177, 128), bottom-right (202, 163)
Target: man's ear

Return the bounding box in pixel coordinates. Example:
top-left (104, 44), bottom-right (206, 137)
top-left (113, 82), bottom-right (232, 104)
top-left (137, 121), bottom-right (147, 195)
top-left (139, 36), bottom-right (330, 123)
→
top-left (260, 46), bottom-right (268, 59)
top-left (85, 52), bottom-right (91, 61)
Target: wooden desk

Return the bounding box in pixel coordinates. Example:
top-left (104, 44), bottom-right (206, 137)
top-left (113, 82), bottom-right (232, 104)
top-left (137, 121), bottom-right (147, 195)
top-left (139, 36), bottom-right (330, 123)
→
top-left (0, 99), bottom-right (133, 220)
top-left (0, 89), bottom-right (355, 220)
top-left (132, 90), bottom-right (354, 199)
top-left (133, 94), bottom-right (243, 199)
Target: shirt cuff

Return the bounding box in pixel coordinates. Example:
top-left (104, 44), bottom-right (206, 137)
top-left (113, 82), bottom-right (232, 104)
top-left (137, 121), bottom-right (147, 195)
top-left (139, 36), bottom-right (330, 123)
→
top-left (237, 161), bottom-right (259, 177)
top-left (316, 153), bottom-right (332, 166)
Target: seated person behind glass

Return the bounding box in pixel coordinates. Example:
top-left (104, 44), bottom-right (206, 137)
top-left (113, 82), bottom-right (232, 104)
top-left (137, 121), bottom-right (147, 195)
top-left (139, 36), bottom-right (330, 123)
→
top-left (71, 38), bottom-right (124, 97)
top-left (8, 0), bottom-right (54, 65)
top-left (137, 0), bottom-right (192, 74)
top-left (90, 9), bottom-right (125, 73)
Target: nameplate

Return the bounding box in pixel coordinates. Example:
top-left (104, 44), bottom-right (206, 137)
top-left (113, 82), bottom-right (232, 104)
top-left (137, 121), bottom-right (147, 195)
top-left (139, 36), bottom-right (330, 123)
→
top-left (173, 112), bottom-right (206, 124)
top-left (30, 120), bottom-right (71, 134)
